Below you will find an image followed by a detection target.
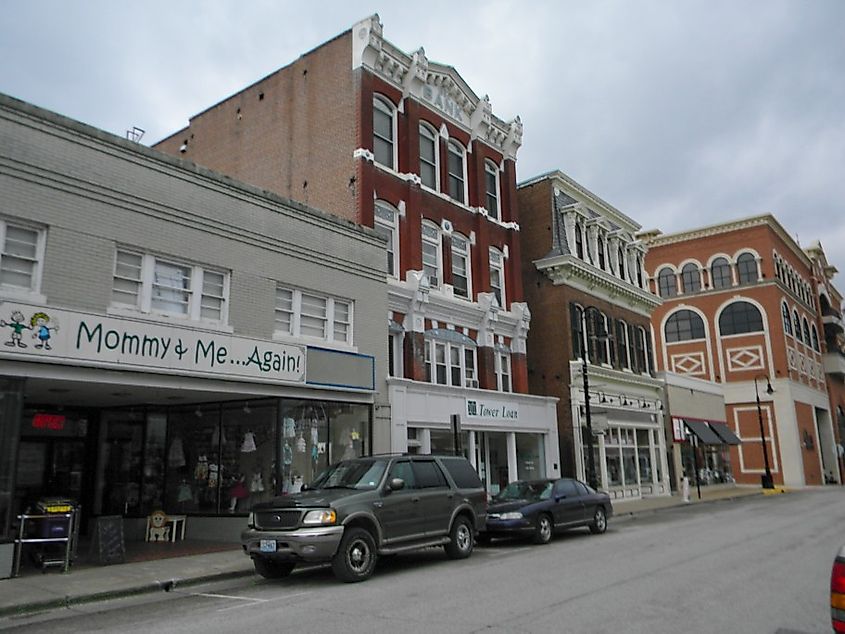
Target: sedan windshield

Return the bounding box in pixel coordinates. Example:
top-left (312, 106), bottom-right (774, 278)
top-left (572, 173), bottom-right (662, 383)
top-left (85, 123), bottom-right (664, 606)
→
top-left (310, 459), bottom-right (388, 490)
top-left (495, 481), bottom-right (552, 502)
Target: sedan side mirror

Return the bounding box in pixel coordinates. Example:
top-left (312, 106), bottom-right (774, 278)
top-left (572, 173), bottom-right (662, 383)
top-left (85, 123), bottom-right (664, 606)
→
top-left (388, 477), bottom-right (405, 492)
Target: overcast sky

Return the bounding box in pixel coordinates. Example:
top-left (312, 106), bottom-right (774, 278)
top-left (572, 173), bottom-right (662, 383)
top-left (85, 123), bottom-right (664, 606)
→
top-left (3, 1), bottom-right (844, 281)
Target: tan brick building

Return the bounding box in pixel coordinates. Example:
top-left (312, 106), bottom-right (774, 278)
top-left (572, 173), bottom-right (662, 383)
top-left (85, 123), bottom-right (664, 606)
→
top-left (643, 215), bottom-right (840, 488)
top-left (155, 15), bottom-right (559, 490)
top-left (518, 171), bottom-right (669, 501)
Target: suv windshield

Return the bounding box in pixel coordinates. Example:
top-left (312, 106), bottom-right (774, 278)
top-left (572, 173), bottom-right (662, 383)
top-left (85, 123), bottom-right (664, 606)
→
top-left (310, 459), bottom-right (389, 490)
top-left (495, 480), bottom-right (552, 502)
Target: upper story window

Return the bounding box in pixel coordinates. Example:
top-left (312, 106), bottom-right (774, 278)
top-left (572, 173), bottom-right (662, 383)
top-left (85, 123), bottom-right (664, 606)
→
top-left (571, 304), bottom-right (584, 360)
top-left (419, 123), bottom-right (439, 190)
top-left (451, 233), bottom-right (471, 299)
top-left (634, 326), bottom-right (647, 373)
top-left (719, 300), bottom-right (764, 336)
top-left (489, 247), bottom-right (506, 308)
top-left (793, 309), bottom-right (802, 343)
top-left (447, 141), bottom-right (467, 204)
top-left (736, 253), bottom-right (759, 284)
top-left (373, 96), bottom-right (396, 169)
top-left (802, 317), bottom-right (811, 348)
top-left (617, 246), bottom-right (627, 280)
top-left (496, 349), bottom-right (512, 392)
top-left (665, 309), bottom-right (706, 343)
top-left (597, 234), bottom-right (606, 270)
top-left (781, 301), bottom-right (792, 336)
top-left (424, 335), bottom-right (477, 388)
top-left (636, 255), bottom-right (644, 288)
top-left (484, 160), bottom-right (500, 221)
top-left (275, 286), bottom-right (352, 345)
top-left (811, 324), bottom-right (820, 352)
top-left (657, 267), bottom-right (677, 298)
top-left (710, 257), bottom-right (732, 289)
top-left (374, 201), bottom-right (399, 278)
top-left (421, 221), bottom-right (442, 288)
top-left (681, 263), bottom-right (701, 294)
top-left (574, 223), bottom-right (585, 259)
top-left (615, 319), bottom-right (629, 369)
top-left (0, 220), bottom-right (44, 296)
top-left (112, 249), bottom-right (228, 323)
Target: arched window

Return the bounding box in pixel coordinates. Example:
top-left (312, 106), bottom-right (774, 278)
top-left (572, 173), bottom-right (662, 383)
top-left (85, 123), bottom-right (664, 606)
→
top-left (781, 302), bottom-right (792, 336)
top-left (710, 257), bottom-right (732, 289)
top-left (373, 201), bottom-right (399, 278)
top-left (373, 96), bottom-right (396, 169)
top-left (451, 233), bottom-right (471, 299)
top-left (802, 317), bottom-right (811, 347)
top-left (736, 253), bottom-right (759, 284)
top-left (811, 325), bottom-right (820, 352)
top-left (665, 309), bottom-right (706, 342)
top-left (719, 301), bottom-right (764, 335)
top-left (421, 221), bottom-right (442, 288)
top-left (793, 310), bottom-right (802, 342)
top-left (484, 160), bottom-right (500, 221)
top-left (657, 267), bottom-right (677, 298)
top-left (447, 140), bottom-right (467, 204)
top-left (419, 123), bottom-right (439, 189)
top-left (681, 263), bottom-right (701, 294)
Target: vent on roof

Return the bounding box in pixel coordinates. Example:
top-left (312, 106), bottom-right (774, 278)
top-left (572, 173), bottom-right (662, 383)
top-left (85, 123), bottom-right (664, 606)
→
top-left (125, 126), bottom-right (145, 143)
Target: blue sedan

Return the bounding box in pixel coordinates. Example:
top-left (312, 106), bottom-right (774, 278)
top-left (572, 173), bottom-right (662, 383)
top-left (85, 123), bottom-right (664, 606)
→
top-left (480, 478), bottom-right (613, 545)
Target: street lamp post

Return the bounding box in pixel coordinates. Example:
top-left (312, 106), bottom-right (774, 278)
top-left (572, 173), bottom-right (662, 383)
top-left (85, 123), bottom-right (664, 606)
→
top-left (580, 306), bottom-right (607, 490)
top-left (754, 375), bottom-right (775, 489)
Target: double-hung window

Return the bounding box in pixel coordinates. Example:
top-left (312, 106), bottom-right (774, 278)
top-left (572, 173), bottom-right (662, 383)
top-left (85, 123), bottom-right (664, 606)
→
top-left (496, 350), bottom-right (512, 392)
top-left (274, 286), bottom-right (353, 345)
top-left (489, 247), bottom-right (505, 308)
top-left (447, 141), bottom-right (466, 204)
top-left (484, 160), bottom-right (500, 220)
top-left (422, 221), bottom-right (442, 288)
top-left (373, 96), bottom-right (396, 169)
top-left (424, 338), bottom-right (477, 388)
top-left (419, 123), bottom-right (439, 190)
top-left (451, 233), bottom-right (471, 299)
top-left (0, 220), bottom-right (44, 295)
top-left (374, 201), bottom-right (399, 278)
top-left (111, 249), bottom-right (228, 323)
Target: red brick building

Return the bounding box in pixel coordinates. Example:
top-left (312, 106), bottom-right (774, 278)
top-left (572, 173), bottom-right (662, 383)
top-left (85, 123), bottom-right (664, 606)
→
top-left (518, 171), bottom-right (669, 501)
top-left (155, 15), bottom-right (559, 490)
top-left (643, 215), bottom-right (840, 488)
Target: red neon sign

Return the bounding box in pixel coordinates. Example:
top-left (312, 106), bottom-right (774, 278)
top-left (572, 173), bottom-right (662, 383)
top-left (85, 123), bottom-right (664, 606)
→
top-left (32, 414), bottom-right (66, 431)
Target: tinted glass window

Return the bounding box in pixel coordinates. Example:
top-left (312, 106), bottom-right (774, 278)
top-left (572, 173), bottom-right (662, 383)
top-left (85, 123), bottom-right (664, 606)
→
top-left (496, 481), bottom-right (552, 502)
top-left (390, 460), bottom-right (416, 489)
top-left (311, 459), bottom-right (388, 490)
top-left (573, 481), bottom-right (589, 496)
top-left (554, 479), bottom-right (579, 497)
top-left (413, 460), bottom-right (448, 488)
top-left (719, 301), bottom-right (764, 335)
top-left (439, 457), bottom-right (483, 489)
top-left (665, 309), bottom-right (706, 342)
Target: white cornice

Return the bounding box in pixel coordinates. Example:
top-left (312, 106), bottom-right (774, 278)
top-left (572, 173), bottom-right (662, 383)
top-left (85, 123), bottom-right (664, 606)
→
top-left (534, 254), bottom-right (662, 316)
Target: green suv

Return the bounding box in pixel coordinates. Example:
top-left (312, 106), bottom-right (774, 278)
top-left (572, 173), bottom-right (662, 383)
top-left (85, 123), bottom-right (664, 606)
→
top-left (241, 454), bottom-right (487, 582)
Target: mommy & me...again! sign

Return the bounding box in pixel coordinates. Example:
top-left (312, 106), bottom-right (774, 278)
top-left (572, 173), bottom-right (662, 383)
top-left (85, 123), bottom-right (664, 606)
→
top-left (0, 303), bottom-right (306, 384)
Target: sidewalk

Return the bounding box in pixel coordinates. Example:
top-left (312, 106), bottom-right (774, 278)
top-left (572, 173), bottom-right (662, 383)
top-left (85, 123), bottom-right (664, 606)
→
top-left (0, 485), bottom-right (770, 617)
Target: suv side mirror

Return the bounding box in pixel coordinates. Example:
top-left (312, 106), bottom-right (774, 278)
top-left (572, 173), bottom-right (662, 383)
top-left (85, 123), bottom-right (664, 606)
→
top-left (388, 478), bottom-right (405, 492)
top-left (301, 484), bottom-right (309, 492)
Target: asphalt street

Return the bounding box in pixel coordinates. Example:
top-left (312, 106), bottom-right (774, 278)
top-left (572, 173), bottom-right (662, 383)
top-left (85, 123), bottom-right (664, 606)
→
top-left (2, 488), bottom-right (842, 634)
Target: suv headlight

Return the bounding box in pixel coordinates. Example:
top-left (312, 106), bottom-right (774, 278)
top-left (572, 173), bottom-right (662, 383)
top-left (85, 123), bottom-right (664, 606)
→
top-left (499, 512), bottom-right (523, 520)
top-left (302, 509), bottom-right (337, 525)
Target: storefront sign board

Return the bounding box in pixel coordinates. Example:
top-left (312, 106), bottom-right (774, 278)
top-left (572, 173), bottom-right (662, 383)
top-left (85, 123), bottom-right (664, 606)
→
top-left (465, 398), bottom-right (519, 421)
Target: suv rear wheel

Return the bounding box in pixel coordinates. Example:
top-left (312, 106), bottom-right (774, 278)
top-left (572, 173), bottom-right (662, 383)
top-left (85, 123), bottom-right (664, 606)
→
top-left (253, 558), bottom-right (295, 579)
top-left (444, 516), bottom-right (473, 559)
top-left (331, 527), bottom-right (378, 582)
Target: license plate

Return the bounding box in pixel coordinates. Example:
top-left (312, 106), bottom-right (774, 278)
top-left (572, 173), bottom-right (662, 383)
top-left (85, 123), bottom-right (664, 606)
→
top-left (259, 539), bottom-right (276, 553)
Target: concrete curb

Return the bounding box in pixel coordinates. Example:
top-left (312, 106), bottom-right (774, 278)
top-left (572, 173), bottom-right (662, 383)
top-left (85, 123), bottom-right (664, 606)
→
top-left (0, 567), bottom-right (255, 618)
top-left (612, 491), bottom-right (766, 522)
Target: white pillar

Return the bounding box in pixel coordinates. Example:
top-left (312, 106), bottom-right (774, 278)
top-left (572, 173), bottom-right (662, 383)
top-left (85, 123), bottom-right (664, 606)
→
top-left (507, 432), bottom-right (518, 482)
top-left (468, 431), bottom-right (477, 469)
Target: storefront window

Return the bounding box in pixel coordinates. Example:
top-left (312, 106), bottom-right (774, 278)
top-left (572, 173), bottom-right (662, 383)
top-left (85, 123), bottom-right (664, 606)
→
top-left (637, 429), bottom-right (653, 484)
top-left (165, 406), bottom-right (222, 514)
top-left (221, 402), bottom-right (275, 513)
top-left (0, 378), bottom-right (24, 541)
top-left (516, 433), bottom-right (545, 480)
top-left (605, 428), bottom-right (622, 486)
top-left (97, 411), bottom-right (145, 516)
top-left (142, 413), bottom-right (166, 513)
top-left (429, 429), bottom-right (469, 456)
top-left (486, 432), bottom-right (509, 495)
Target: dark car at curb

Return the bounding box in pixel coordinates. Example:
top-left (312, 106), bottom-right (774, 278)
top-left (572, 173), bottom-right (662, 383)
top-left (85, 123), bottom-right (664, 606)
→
top-left (241, 454), bottom-right (487, 582)
top-left (480, 478), bottom-right (613, 545)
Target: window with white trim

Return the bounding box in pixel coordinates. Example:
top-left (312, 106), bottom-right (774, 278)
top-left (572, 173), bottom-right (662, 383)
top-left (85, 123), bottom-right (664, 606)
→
top-left (424, 338), bottom-right (477, 388)
top-left (274, 286), bottom-right (353, 345)
top-left (496, 350), bottom-right (512, 392)
top-left (451, 233), bottom-right (471, 299)
top-left (489, 247), bottom-right (506, 308)
top-left (374, 201), bottom-right (399, 278)
top-left (419, 123), bottom-right (439, 190)
top-left (373, 96), bottom-right (396, 169)
top-left (484, 160), bottom-right (500, 220)
top-left (447, 140), bottom-right (467, 204)
top-left (421, 221), bottom-right (442, 288)
top-left (0, 220), bottom-right (44, 295)
top-left (111, 249), bottom-right (228, 323)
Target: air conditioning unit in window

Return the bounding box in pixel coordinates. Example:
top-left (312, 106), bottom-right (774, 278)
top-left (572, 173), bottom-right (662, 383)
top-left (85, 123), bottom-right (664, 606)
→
top-left (428, 275), bottom-right (440, 288)
top-left (465, 379), bottom-right (479, 388)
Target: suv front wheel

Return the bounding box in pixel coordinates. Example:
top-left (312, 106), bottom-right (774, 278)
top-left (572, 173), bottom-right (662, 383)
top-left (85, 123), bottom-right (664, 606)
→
top-left (332, 527), bottom-right (378, 582)
top-left (444, 516), bottom-right (473, 559)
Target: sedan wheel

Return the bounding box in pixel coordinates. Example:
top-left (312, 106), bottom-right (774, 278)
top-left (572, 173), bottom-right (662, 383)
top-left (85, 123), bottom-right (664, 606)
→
top-left (532, 514), bottom-right (553, 545)
top-left (589, 507), bottom-right (607, 535)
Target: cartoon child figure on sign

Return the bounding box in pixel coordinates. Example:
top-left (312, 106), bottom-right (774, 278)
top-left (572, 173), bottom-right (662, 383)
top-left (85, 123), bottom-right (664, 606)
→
top-left (1, 310), bottom-right (32, 348)
top-left (30, 312), bottom-right (59, 350)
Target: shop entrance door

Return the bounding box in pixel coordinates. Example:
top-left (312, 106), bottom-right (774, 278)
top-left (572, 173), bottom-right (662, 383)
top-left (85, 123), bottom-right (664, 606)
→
top-left (15, 439), bottom-right (86, 512)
